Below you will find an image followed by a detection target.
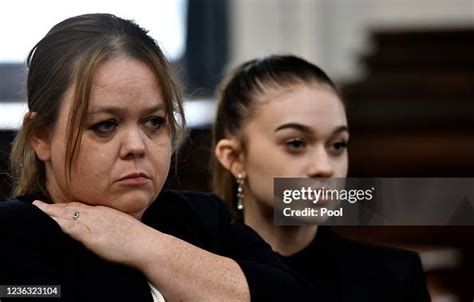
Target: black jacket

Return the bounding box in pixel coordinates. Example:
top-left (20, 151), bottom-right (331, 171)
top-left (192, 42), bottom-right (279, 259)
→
top-left (280, 227), bottom-right (431, 302)
top-left (0, 191), bottom-right (313, 301)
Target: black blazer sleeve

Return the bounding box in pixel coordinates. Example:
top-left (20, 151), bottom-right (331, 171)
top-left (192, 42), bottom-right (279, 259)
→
top-left (212, 195), bottom-right (315, 301)
top-left (143, 191), bottom-right (316, 301)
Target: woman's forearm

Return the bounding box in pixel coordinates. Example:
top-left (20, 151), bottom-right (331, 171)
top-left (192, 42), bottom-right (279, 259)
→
top-left (135, 226), bottom-right (250, 302)
top-left (32, 200), bottom-right (251, 301)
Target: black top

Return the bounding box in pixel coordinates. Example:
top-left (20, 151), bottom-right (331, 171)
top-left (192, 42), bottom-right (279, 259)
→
top-left (279, 227), bottom-right (431, 302)
top-left (0, 191), bottom-right (313, 301)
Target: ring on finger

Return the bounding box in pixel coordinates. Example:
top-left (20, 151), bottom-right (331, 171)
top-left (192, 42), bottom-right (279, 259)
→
top-left (72, 211), bottom-right (80, 221)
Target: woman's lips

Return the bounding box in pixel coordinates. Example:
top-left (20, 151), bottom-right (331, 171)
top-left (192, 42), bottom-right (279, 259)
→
top-left (310, 187), bottom-right (334, 206)
top-left (117, 172), bottom-right (150, 186)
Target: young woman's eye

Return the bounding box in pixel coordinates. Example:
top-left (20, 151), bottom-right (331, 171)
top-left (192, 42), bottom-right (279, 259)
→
top-left (285, 138), bottom-right (306, 152)
top-left (143, 116), bottom-right (166, 131)
top-left (332, 141), bottom-right (348, 154)
top-left (90, 119), bottom-right (118, 135)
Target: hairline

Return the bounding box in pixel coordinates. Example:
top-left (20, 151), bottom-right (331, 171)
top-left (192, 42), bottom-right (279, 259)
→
top-left (234, 78), bottom-right (343, 154)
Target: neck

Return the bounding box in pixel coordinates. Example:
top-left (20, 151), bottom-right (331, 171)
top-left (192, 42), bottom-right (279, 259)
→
top-left (243, 197), bottom-right (318, 256)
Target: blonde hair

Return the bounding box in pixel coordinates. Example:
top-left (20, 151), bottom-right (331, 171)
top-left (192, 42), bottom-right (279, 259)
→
top-left (10, 13), bottom-right (186, 197)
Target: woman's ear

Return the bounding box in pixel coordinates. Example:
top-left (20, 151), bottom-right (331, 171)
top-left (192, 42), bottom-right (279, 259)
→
top-left (29, 127), bottom-right (51, 162)
top-left (215, 138), bottom-right (245, 178)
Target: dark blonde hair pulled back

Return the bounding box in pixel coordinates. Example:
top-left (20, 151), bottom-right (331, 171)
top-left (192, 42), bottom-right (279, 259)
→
top-left (212, 55), bottom-right (341, 220)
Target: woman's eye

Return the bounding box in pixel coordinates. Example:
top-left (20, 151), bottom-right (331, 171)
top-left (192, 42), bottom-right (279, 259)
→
top-left (90, 120), bottom-right (118, 135)
top-left (332, 141), bottom-right (348, 153)
top-left (143, 116), bottom-right (166, 131)
top-left (285, 139), bottom-right (306, 152)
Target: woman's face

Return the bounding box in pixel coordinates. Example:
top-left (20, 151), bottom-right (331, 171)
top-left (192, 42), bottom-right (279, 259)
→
top-left (241, 82), bottom-right (349, 211)
top-left (42, 57), bottom-right (171, 219)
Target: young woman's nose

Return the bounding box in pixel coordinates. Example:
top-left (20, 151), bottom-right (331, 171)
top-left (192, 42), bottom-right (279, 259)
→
top-left (120, 127), bottom-right (146, 159)
top-left (306, 147), bottom-right (334, 178)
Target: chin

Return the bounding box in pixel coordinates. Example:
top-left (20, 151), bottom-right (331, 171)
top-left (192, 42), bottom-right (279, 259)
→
top-left (90, 190), bottom-right (156, 215)
top-left (118, 193), bottom-right (156, 212)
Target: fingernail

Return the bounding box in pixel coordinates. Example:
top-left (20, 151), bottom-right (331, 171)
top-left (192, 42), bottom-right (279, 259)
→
top-left (32, 200), bottom-right (43, 206)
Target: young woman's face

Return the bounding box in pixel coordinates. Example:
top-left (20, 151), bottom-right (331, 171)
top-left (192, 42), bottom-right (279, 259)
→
top-left (242, 83), bottom-right (349, 211)
top-left (43, 57), bottom-right (172, 218)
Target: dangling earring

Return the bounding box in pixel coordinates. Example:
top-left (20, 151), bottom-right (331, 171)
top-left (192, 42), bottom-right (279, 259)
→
top-left (236, 173), bottom-right (245, 210)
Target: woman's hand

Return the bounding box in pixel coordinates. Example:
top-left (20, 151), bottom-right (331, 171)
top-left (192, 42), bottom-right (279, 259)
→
top-left (32, 200), bottom-right (250, 301)
top-left (32, 200), bottom-right (157, 268)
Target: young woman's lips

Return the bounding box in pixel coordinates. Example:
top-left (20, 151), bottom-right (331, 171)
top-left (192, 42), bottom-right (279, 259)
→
top-left (311, 187), bottom-right (332, 206)
top-left (117, 172), bottom-right (150, 186)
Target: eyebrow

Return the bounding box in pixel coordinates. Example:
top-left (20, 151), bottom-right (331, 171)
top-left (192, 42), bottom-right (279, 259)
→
top-left (275, 123), bottom-right (349, 136)
top-left (87, 104), bottom-right (165, 117)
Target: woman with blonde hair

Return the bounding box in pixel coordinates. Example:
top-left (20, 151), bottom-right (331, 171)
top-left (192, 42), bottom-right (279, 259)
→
top-left (213, 55), bottom-right (430, 302)
top-left (0, 15), bottom-right (313, 301)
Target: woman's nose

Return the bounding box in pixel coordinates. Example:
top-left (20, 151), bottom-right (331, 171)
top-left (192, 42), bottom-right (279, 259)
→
top-left (306, 148), bottom-right (334, 178)
top-left (120, 128), bottom-right (146, 159)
